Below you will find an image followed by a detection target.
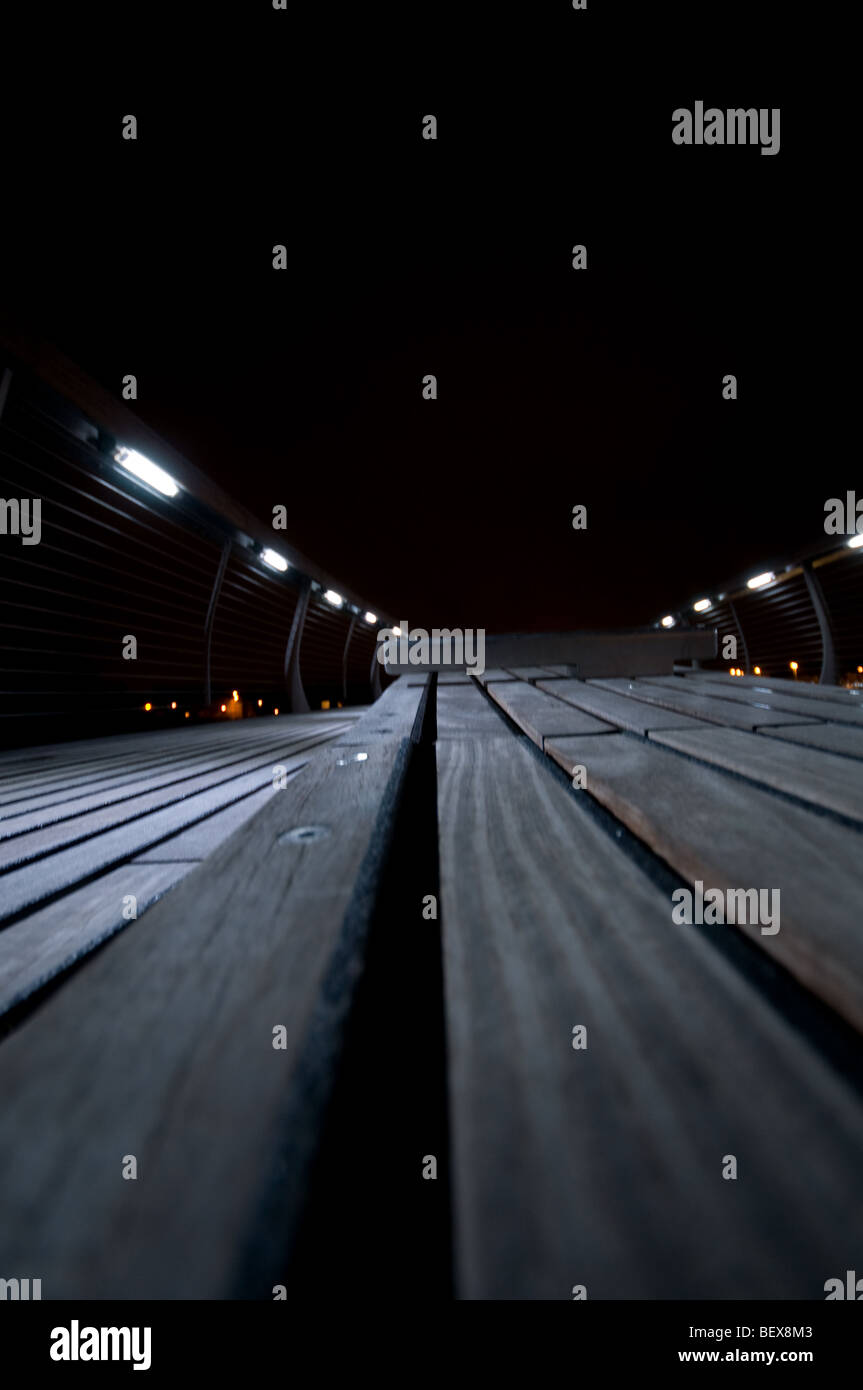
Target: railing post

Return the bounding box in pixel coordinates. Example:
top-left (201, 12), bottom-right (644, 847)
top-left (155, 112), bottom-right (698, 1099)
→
top-left (369, 643), bottom-right (382, 700)
top-left (341, 614), bottom-right (357, 704)
top-left (284, 577), bottom-right (311, 713)
top-left (802, 560), bottom-right (838, 685)
top-left (204, 539), bottom-right (231, 705)
top-left (727, 600), bottom-right (751, 673)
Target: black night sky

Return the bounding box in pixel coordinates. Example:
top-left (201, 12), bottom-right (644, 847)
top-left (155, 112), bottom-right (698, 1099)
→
top-left (2, 5), bottom-right (842, 634)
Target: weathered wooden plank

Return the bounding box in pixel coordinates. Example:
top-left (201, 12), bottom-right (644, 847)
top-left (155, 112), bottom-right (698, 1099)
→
top-left (436, 736), bottom-right (863, 1298)
top-left (472, 669), bottom-right (517, 687)
top-left (0, 716), bottom-right (335, 775)
top-left (0, 718), bottom-right (352, 800)
top-left (436, 685), bottom-right (512, 738)
top-left (644, 675), bottom-right (863, 729)
top-left (132, 784), bottom-right (277, 862)
top-left (757, 723), bottom-right (863, 760)
top-left (0, 733), bottom-right (414, 1297)
top-left (0, 733), bottom-right (338, 872)
top-left (0, 731), bottom-right (264, 795)
top-left (589, 677), bottom-right (820, 731)
top-left (0, 732), bottom-right (286, 809)
top-left (485, 682), bottom-right (612, 748)
top-left (0, 863), bottom-right (197, 1017)
top-left (333, 677), bottom-right (426, 741)
top-left (386, 628), bottom-right (716, 675)
top-left (650, 725), bottom-right (863, 822)
top-left (0, 725), bottom-right (351, 838)
top-left (0, 750), bottom-right (313, 922)
top-left (682, 670), bottom-right (863, 710)
top-left (0, 725), bottom-right (226, 776)
top-left (545, 732), bottom-right (863, 1032)
top-left (501, 667), bottom-right (557, 681)
top-left (537, 678), bottom-right (706, 735)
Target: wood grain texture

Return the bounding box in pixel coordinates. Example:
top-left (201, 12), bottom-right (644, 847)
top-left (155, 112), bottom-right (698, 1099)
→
top-left (436, 685), bottom-right (512, 738)
top-left (0, 731), bottom-right (414, 1297)
top-left (0, 734), bottom-right (289, 814)
top-left (437, 736), bottom-right (863, 1298)
top-left (589, 677), bottom-right (820, 731)
top-left (501, 667), bottom-right (557, 681)
top-left (132, 785), bottom-right (277, 862)
top-left (650, 725), bottom-right (863, 822)
top-left (485, 682), bottom-right (612, 747)
top-left (0, 712), bottom-right (352, 770)
top-left (545, 732), bottom-right (863, 1033)
top-left (537, 678), bottom-right (706, 735)
top-left (0, 727), bottom-right (349, 840)
top-left (0, 717), bottom-right (359, 801)
top-left (473, 669), bottom-right (517, 686)
top-left (0, 748), bottom-right (317, 919)
top-left (0, 863), bottom-right (196, 1016)
top-left (332, 677), bottom-right (426, 741)
top-left (0, 733), bottom-right (266, 798)
top-left (682, 670), bottom-right (863, 710)
top-left (757, 723), bottom-right (863, 760)
top-left (0, 688), bottom-right (412, 922)
top-left (643, 675), bottom-right (863, 729)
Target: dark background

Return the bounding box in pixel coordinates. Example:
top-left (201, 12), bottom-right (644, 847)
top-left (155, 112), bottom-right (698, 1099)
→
top-left (1, 3), bottom-right (840, 632)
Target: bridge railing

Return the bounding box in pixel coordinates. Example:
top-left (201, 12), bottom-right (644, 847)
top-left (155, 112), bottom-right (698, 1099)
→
top-left (0, 349), bottom-right (389, 743)
top-left (656, 546), bottom-right (863, 685)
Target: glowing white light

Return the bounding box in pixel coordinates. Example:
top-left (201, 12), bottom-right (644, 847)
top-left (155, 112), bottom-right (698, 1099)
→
top-left (692, 598), bottom-right (711, 612)
top-left (848, 534), bottom-right (863, 549)
top-left (262, 548), bottom-right (288, 572)
top-left (661, 615), bottom-right (675, 628)
top-left (364, 611), bottom-right (377, 624)
top-left (324, 589), bottom-right (344, 607)
top-left (115, 447), bottom-right (179, 497)
top-left (747, 572), bottom-right (774, 590)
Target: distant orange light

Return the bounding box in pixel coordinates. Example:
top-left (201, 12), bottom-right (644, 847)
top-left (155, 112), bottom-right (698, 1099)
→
top-left (144, 702), bottom-right (152, 711)
top-left (858, 666), bottom-right (862, 674)
top-left (753, 666), bottom-right (761, 675)
top-left (274, 708), bottom-right (279, 716)
top-left (790, 661), bottom-right (798, 672)
top-left (257, 699), bottom-right (263, 708)
top-left (728, 668), bottom-right (735, 676)
top-left (220, 703), bottom-right (226, 712)
top-left (321, 700), bottom-right (331, 710)
top-left (232, 690), bottom-right (239, 702)
top-left (171, 701), bottom-right (177, 709)
top-left (185, 711), bottom-right (190, 718)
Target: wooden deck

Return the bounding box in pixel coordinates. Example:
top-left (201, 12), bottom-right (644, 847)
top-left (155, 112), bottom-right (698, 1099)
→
top-left (0, 711), bottom-right (363, 1015)
top-left (0, 671), bottom-right (862, 1299)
